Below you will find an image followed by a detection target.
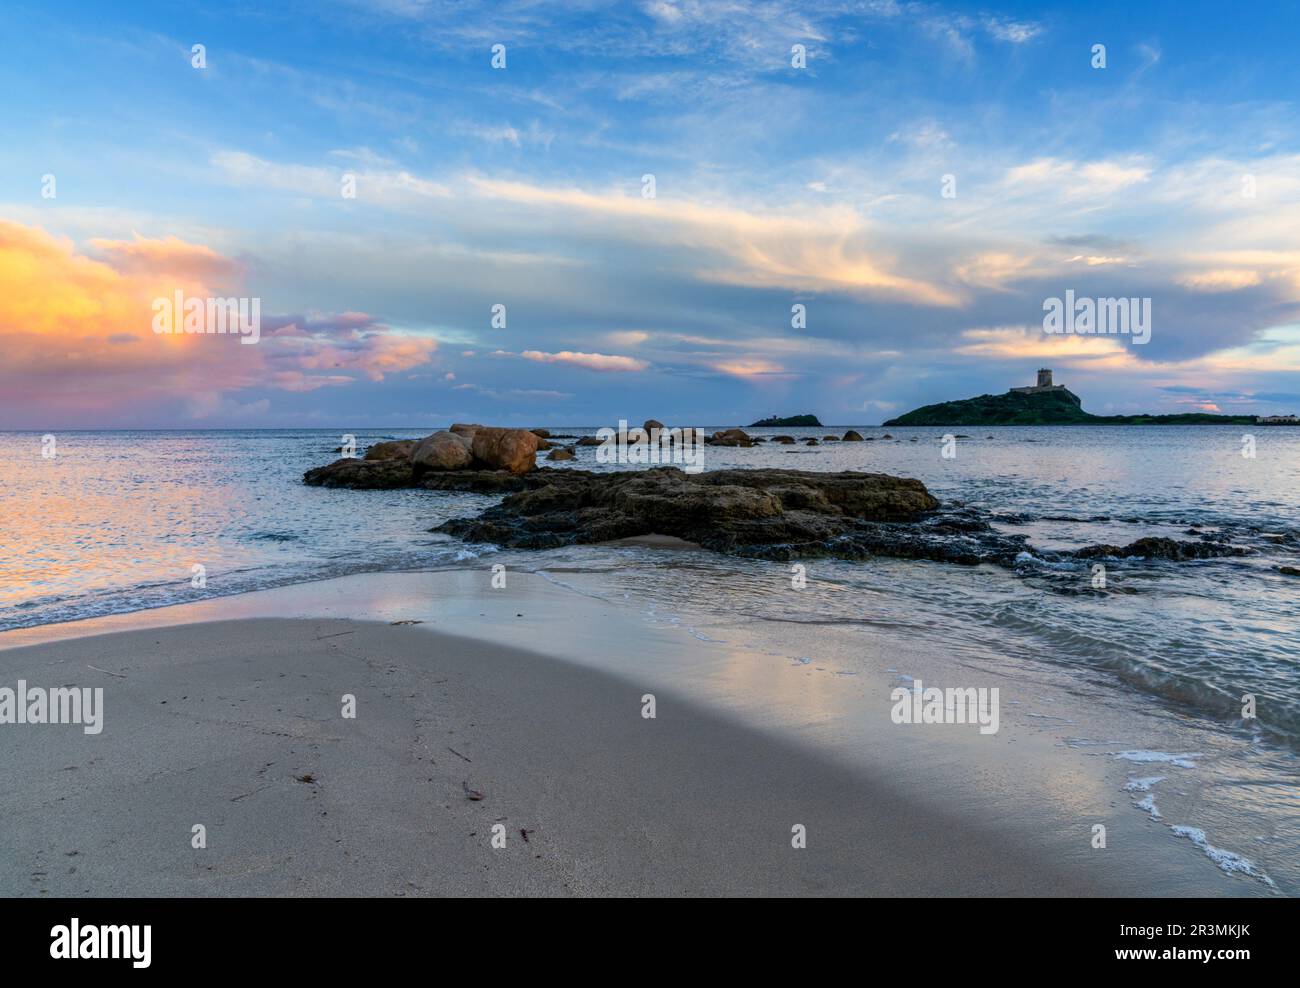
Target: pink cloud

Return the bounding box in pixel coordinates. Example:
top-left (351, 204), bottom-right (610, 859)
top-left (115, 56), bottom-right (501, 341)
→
top-left (517, 349), bottom-right (649, 372)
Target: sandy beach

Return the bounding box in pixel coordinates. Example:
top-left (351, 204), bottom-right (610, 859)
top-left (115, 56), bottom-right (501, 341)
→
top-left (1, 569), bottom-right (1267, 897)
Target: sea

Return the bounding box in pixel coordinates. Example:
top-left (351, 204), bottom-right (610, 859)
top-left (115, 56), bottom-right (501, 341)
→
top-left (2, 425), bottom-right (1297, 892)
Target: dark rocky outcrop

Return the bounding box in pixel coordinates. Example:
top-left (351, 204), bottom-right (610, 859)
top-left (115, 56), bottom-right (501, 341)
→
top-left (304, 457), bottom-right (415, 489)
top-left (419, 471), bottom-right (536, 494)
top-left (304, 452), bottom-right (1259, 572)
top-left (434, 467), bottom-right (950, 558)
top-left (842, 430), bottom-right (864, 441)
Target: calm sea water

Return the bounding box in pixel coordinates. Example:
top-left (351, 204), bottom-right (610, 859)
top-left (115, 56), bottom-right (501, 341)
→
top-left (3, 427), bottom-right (1297, 730)
top-left (3, 426), bottom-right (1298, 890)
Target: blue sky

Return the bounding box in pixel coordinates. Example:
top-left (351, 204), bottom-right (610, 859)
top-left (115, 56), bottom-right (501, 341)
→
top-left (3, 0), bottom-right (1299, 427)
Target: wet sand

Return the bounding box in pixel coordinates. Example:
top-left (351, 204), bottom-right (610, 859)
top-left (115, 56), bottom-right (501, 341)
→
top-left (2, 567), bottom-right (1270, 897)
top-left (0, 614), bottom-right (1154, 896)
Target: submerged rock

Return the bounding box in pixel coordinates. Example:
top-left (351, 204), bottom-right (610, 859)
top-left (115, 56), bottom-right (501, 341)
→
top-left (547, 447), bottom-right (575, 461)
top-left (1073, 537), bottom-right (1248, 561)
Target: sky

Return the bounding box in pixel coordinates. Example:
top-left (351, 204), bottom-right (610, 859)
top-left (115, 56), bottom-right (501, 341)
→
top-left (2, 0), bottom-right (1299, 428)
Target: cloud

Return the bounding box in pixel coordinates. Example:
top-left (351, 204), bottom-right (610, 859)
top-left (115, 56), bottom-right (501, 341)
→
top-left (516, 349), bottom-right (650, 372)
top-left (0, 220), bottom-right (437, 425)
top-left (604, 330), bottom-right (650, 346)
top-left (211, 150), bottom-right (450, 207)
top-left (451, 120), bottom-right (555, 149)
top-left (468, 176), bottom-right (962, 306)
top-left (983, 17), bottom-right (1042, 43)
top-left (713, 358), bottom-right (787, 378)
top-left (1177, 269), bottom-right (1264, 292)
top-left (1002, 157), bottom-right (1152, 199)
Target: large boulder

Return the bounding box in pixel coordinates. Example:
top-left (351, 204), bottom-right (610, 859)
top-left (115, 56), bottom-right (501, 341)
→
top-left (412, 431), bottom-right (473, 473)
top-left (547, 447), bottom-right (576, 461)
top-left (364, 439), bottom-right (415, 461)
top-left (470, 427), bottom-right (541, 474)
top-left (530, 428), bottom-right (551, 439)
top-left (842, 430), bottom-right (864, 441)
top-left (449, 423), bottom-right (481, 442)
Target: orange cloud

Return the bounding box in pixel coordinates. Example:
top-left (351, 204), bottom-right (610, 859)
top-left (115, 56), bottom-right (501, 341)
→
top-left (0, 219), bottom-right (435, 424)
top-left (713, 358), bottom-right (787, 377)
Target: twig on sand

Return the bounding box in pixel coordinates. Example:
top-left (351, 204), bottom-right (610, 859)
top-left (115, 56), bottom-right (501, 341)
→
top-left (448, 746), bottom-right (472, 763)
top-left (87, 665), bottom-right (127, 679)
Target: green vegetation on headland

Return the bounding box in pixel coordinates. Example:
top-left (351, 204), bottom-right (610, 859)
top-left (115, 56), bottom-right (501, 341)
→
top-left (748, 414), bottom-right (823, 427)
top-left (882, 388), bottom-right (1259, 426)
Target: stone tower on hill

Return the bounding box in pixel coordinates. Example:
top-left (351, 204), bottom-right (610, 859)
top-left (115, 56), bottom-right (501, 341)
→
top-left (1010, 368), bottom-right (1067, 395)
